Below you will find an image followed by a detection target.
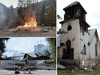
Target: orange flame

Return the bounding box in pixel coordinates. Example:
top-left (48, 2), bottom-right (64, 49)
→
top-left (16, 14), bottom-right (40, 32)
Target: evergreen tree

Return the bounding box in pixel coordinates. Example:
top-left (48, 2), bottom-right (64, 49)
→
top-left (45, 2), bottom-right (56, 29)
top-left (0, 38), bottom-right (9, 58)
top-left (57, 15), bottom-right (62, 20)
top-left (57, 29), bottom-right (68, 34)
top-left (46, 38), bottom-right (56, 59)
top-left (40, 4), bottom-right (46, 25)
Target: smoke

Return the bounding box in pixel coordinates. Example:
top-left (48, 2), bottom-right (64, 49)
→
top-left (0, 5), bottom-right (8, 28)
top-left (3, 48), bottom-right (24, 57)
top-left (34, 44), bottom-right (51, 55)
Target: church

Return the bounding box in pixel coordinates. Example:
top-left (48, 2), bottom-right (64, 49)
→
top-left (58, 1), bottom-right (100, 67)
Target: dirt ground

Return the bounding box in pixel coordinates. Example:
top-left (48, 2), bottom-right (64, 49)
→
top-left (0, 69), bottom-right (56, 75)
top-left (0, 27), bottom-right (56, 38)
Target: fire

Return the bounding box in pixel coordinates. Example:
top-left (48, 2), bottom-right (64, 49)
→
top-left (16, 14), bottom-right (40, 32)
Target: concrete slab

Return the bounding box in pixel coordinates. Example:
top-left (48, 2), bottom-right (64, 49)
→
top-left (0, 69), bottom-right (56, 75)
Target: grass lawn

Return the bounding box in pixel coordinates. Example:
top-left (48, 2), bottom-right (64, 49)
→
top-left (58, 70), bottom-right (100, 75)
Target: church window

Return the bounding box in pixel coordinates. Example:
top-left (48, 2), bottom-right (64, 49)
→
top-left (95, 43), bottom-right (98, 56)
top-left (67, 25), bottom-right (72, 31)
top-left (82, 30), bottom-right (84, 36)
top-left (81, 45), bottom-right (86, 55)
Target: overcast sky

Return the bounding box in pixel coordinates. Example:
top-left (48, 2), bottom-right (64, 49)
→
top-left (0, 0), bottom-right (42, 8)
top-left (3, 37), bottom-right (49, 57)
top-left (57, 0), bottom-right (100, 39)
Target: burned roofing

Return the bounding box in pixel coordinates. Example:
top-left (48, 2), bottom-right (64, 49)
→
top-left (63, 1), bottom-right (79, 10)
top-left (23, 54), bottom-right (50, 60)
top-left (60, 18), bottom-right (78, 24)
top-left (88, 28), bottom-right (97, 45)
top-left (63, 1), bottom-right (87, 14)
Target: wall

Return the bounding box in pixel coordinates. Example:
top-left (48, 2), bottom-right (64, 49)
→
top-left (89, 33), bottom-right (100, 60)
top-left (80, 29), bottom-right (89, 61)
top-left (60, 19), bottom-right (80, 60)
top-left (59, 18), bottom-right (100, 66)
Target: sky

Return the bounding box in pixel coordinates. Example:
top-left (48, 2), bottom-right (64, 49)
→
top-left (0, 0), bottom-right (42, 8)
top-left (57, 0), bottom-right (100, 39)
top-left (3, 37), bottom-right (49, 57)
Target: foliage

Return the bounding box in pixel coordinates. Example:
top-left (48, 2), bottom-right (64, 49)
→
top-left (8, 1), bottom-right (56, 28)
top-left (17, 3), bottom-right (40, 25)
top-left (45, 63), bottom-right (55, 67)
top-left (40, 4), bottom-right (46, 25)
top-left (45, 2), bottom-right (56, 29)
top-left (58, 70), bottom-right (100, 75)
top-left (57, 15), bottom-right (62, 20)
top-left (57, 70), bottom-right (71, 75)
top-left (17, 1), bottom-right (56, 28)
top-left (46, 38), bottom-right (56, 59)
top-left (44, 60), bottom-right (56, 67)
top-left (7, 5), bottom-right (21, 28)
top-left (57, 29), bottom-right (68, 34)
top-left (0, 38), bottom-right (9, 58)
top-left (18, 7), bottom-right (26, 23)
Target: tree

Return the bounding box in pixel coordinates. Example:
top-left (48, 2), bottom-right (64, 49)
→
top-left (45, 2), bottom-right (56, 29)
top-left (0, 38), bottom-right (9, 58)
top-left (57, 15), bottom-right (62, 20)
top-left (46, 38), bottom-right (56, 59)
top-left (40, 4), bottom-right (46, 25)
top-left (57, 29), bottom-right (68, 34)
top-left (17, 7), bottom-right (26, 24)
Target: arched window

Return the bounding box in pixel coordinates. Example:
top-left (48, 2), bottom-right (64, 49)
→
top-left (83, 45), bottom-right (86, 55)
top-left (95, 43), bottom-right (98, 56)
top-left (66, 40), bottom-right (71, 49)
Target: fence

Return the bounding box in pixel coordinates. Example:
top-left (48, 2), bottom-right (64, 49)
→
top-left (37, 60), bottom-right (56, 70)
top-left (0, 60), bottom-right (15, 69)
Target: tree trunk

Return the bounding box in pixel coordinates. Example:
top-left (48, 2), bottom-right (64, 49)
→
top-left (51, 25), bottom-right (52, 29)
top-left (48, 26), bottom-right (49, 31)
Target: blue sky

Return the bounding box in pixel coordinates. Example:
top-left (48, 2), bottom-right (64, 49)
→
top-left (57, 0), bottom-right (100, 39)
top-left (0, 0), bottom-right (42, 8)
top-left (3, 37), bottom-right (49, 57)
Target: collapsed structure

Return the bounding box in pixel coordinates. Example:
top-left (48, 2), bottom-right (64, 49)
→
top-left (58, 1), bottom-right (100, 67)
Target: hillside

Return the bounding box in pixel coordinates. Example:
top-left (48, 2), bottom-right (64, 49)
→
top-left (0, 0), bottom-right (56, 28)
top-left (0, 3), bottom-right (9, 28)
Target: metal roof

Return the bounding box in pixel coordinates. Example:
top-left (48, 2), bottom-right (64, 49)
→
top-left (88, 28), bottom-right (97, 45)
top-left (63, 1), bottom-right (79, 10)
top-left (23, 54), bottom-right (50, 60)
top-left (63, 1), bottom-right (87, 14)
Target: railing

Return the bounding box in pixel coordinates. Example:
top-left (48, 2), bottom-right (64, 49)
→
top-left (0, 60), bottom-right (15, 69)
top-left (37, 60), bottom-right (56, 70)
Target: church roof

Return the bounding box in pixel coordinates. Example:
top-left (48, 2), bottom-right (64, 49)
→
top-left (88, 28), bottom-right (97, 45)
top-left (63, 1), bottom-right (79, 10)
top-left (23, 53), bottom-right (50, 60)
top-left (63, 1), bottom-right (87, 14)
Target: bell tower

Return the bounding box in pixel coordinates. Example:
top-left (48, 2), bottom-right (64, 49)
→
top-left (59, 1), bottom-right (90, 60)
top-left (63, 1), bottom-right (86, 21)
top-left (60, 1), bottom-right (90, 31)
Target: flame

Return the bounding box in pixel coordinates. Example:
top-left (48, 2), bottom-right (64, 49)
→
top-left (16, 15), bottom-right (40, 32)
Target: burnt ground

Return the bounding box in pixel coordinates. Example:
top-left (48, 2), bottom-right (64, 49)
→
top-left (0, 27), bottom-right (56, 38)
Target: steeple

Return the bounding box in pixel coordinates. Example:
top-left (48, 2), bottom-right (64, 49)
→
top-left (63, 1), bottom-right (87, 21)
top-left (60, 1), bottom-right (90, 31)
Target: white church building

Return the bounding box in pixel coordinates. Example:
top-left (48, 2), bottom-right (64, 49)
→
top-left (58, 1), bottom-right (100, 66)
